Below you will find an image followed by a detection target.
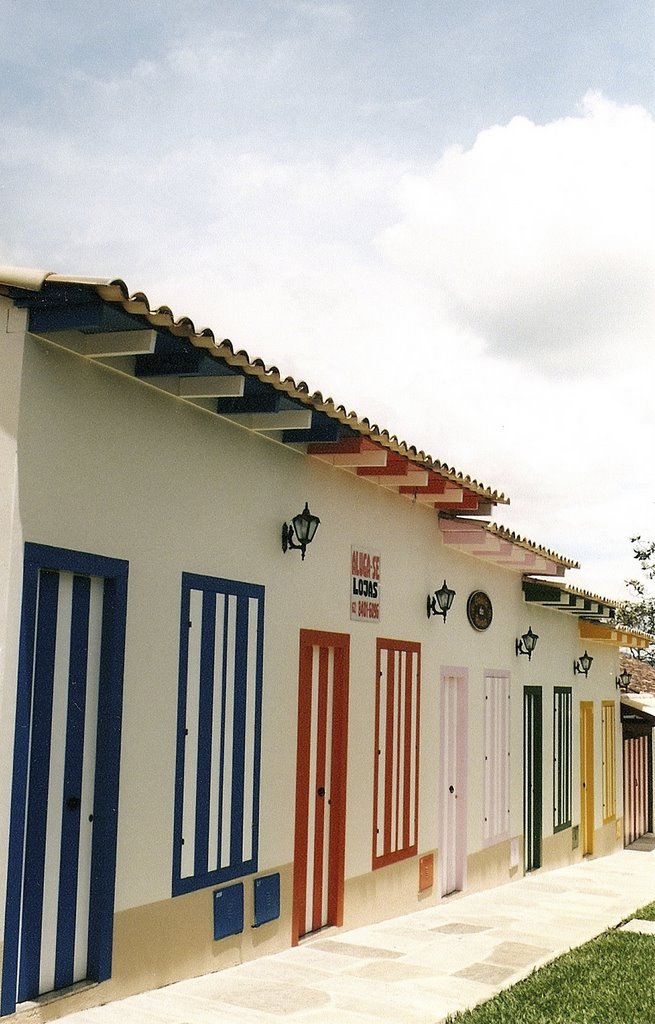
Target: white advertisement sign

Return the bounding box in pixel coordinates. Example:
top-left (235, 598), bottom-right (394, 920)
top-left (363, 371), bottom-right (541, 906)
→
top-left (351, 547), bottom-right (381, 622)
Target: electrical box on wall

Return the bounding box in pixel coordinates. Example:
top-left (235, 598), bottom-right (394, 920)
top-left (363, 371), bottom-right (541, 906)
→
top-left (418, 854), bottom-right (434, 892)
top-left (214, 883), bottom-right (244, 940)
top-left (253, 873), bottom-right (280, 927)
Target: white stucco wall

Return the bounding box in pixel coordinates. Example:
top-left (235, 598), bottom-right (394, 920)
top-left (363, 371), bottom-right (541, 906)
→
top-left (0, 297), bottom-right (27, 923)
top-left (0, 327), bottom-right (622, 925)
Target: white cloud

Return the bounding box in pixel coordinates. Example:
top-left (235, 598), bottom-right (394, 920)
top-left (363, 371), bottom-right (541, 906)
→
top-left (1, 88), bottom-right (653, 599)
top-left (379, 91), bottom-right (655, 377)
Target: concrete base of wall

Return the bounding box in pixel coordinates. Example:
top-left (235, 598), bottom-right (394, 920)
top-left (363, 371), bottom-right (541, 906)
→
top-left (594, 817), bottom-right (623, 858)
top-left (342, 850), bottom-right (438, 932)
top-left (2, 864), bottom-right (294, 1023)
top-left (541, 827), bottom-right (581, 872)
top-left (466, 838), bottom-right (520, 893)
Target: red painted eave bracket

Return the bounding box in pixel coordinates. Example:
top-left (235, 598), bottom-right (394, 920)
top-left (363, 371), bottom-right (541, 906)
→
top-left (307, 437), bottom-right (380, 456)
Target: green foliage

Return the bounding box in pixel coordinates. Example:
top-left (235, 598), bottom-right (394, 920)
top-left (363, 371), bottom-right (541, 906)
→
top-left (446, 929), bottom-right (655, 1023)
top-left (614, 536), bottom-right (655, 665)
top-left (628, 537), bottom-right (655, 585)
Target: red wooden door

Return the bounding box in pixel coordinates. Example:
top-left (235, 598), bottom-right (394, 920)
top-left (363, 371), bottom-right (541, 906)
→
top-left (292, 631), bottom-right (349, 944)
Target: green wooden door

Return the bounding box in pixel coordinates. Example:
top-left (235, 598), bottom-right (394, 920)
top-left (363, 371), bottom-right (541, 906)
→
top-left (524, 687), bottom-right (542, 872)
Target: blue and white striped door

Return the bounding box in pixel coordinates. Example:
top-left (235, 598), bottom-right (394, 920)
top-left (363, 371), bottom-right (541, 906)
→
top-left (18, 569), bottom-right (104, 1001)
top-left (2, 544), bottom-right (127, 1018)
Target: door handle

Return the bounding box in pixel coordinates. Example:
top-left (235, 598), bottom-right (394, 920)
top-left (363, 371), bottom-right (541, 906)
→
top-left (449, 785), bottom-right (455, 794)
top-left (317, 787), bottom-right (325, 798)
top-left (66, 796), bottom-right (81, 811)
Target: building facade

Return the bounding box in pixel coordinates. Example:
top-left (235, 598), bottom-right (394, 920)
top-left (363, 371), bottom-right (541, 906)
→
top-left (0, 268), bottom-right (647, 1020)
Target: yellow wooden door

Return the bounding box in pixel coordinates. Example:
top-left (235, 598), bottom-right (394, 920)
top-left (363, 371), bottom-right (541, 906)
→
top-left (580, 702), bottom-right (595, 855)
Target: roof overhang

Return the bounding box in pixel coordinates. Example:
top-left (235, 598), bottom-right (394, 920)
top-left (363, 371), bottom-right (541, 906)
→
top-left (439, 517), bottom-right (577, 575)
top-left (621, 693), bottom-right (655, 725)
top-left (1, 269), bottom-right (507, 517)
top-left (522, 579), bottom-right (616, 620)
top-left (578, 620), bottom-right (654, 648)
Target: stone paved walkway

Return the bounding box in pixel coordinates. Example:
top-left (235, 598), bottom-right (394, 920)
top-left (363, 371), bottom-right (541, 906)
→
top-left (40, 843), bottom-right (655, 1023)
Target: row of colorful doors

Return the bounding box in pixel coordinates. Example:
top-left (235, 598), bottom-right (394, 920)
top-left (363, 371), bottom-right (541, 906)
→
top-left (290, 636), bottom-right (470, 943)
top-left (291, 644), bottom-right (605, 946)
top-left (3, 572), bottom-right (608, 1010)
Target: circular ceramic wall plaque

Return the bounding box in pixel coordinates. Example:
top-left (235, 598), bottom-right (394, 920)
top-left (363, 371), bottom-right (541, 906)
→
top-left (467, 590), bottom-right (493, 631)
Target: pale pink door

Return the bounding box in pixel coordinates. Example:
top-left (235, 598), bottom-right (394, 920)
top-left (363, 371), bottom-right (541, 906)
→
top-left (440, 669), bottom-right (468, 895)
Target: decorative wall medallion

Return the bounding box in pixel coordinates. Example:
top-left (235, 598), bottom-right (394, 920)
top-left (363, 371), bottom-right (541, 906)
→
top-left (467, 591), bottom-right (493, 631)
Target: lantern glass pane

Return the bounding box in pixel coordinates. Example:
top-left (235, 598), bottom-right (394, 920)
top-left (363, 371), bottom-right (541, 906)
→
top-left (436, 582), bottom-right (454, 613)
top-left (305, 516), bottom-right (320, 544)
top-left (524, 629), bottom-right (538, 653)
top-left (293, 511), bottom-right (311, 543)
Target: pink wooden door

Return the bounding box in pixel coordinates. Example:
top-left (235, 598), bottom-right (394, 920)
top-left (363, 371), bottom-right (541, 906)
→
top-left (440, 669), bottom-right (468, 895)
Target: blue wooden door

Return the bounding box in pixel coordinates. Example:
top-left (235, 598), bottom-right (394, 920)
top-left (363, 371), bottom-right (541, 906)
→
top-left (2, 545), bottom-right (128, 1015)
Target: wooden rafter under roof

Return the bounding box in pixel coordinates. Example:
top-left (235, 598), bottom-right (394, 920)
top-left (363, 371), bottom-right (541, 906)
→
top-left (522, 579), bottom-right (617, 620)
top-left (1, 267), bottom-right (507, 518)
top-left (579, 621), bottom-right (654, 649)
top-left (439, 517), bottom-right (578, 576)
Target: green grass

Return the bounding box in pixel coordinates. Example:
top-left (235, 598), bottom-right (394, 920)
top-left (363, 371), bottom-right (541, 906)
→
top-left (626, 900), bottom-right (655, 922)
top-left (445, 902), bottom-right (655, 1024)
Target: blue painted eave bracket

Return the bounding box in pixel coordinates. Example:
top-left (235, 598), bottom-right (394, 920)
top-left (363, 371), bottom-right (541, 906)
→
top-left (13, 283), bottom-right (145, 335)
top-left (11, 281), bottom-right (360, 447)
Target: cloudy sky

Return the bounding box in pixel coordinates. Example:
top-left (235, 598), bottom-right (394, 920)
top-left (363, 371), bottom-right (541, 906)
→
top-left (1, 0), bottom-right (653, 599)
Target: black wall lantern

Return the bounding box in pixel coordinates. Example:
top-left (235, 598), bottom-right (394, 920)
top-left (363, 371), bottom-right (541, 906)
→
top-left (574, 650), bottom-right (593, 677)
top-left (427, 580), bottom-right (456, 622)
top-left (616, 669), bottom-right (632, 691)
top-left (282, 502), bottom-right (320, 560)
top-left (516, 626), bottom-right (539, 661)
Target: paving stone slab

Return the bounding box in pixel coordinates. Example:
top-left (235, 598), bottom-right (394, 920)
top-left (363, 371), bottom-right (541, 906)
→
top-left (318, 977), bottom-right (454, 1023)
top-left (484, 940), bottom-right (552, 968)
top-left (180, 979), bottom-right (330, 1015)
top-left (308, 939), bottom-right (404, 959)
top-left (453, 961), bottom-right (517, 986)
top-left (431, 922), bottom-right (493, 935)
top-left (484, 929), bottom-right (557, 952)
top-left (620, 919), bottom-right (655, 935)
top-left (346, 960), bottom-right (439, 982)
top-left (627, 835), bottom-right (655, 852)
